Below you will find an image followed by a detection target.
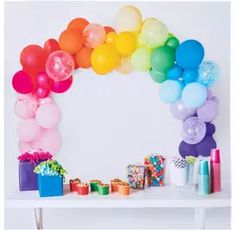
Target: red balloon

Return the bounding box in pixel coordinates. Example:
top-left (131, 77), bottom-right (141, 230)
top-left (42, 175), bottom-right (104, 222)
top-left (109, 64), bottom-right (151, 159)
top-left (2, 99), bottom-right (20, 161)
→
top-left (12, 70), bottom-right (33, 94)
top-left (44, 39), bottom-right (60, 55)
top-left (104, 26), bottom-right (115, 33)
top-left (35, 72), bottom-right (51, 89)
top-left (34, 86), bottom-right (50, 98)
top-left (20, 44), bottom-right (47, 76)
top-left (51, 76), bottom-right (73, 93)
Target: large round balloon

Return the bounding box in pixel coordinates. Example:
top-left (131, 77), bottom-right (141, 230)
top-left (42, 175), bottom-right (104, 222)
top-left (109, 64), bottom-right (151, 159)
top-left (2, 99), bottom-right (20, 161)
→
top-left (182, 82), bottom-right (207, 108)
top-left (131, 47), bottom-right (151, 71)
top-left (139, 18), bottom-right (168, 48)
top-left (179, 141), bottom-right (198, 159)
top-left (176, 40), bottom-right (204, 69)
top-left (51, 76), bottom-right (73, 93)
top-left (170, 100), bottom-right (196, 120)
top-left (181, 116), bottom-right (206, 144)
top-left (12, 71), bottom-right (33, 94)
top-left (159, 80), bottom-right (182, 104)
top-left (116, 5), bottom-right (142, 33)
top-left (195, 135), bottom-right (217, 157)
top-left (150, 68), bottom-right (167, 83)
top-left (115, 32), bottom-right (136, 56)
top-left (197, 99), bottom-right (218, 122)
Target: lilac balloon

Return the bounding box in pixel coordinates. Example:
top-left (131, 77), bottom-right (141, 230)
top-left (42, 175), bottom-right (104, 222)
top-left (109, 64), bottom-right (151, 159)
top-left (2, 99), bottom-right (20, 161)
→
top-left (170, 100), bottom-right (196, 120)
top-left (181, 117), bottom-right (206, 144)
top-left (179, 141), bottom-right (199, 158)
top-left (195, 135), bottom-right (217, 157)
top-left (197, 99), bottom-right (218, 122)
top-left (206, 123), bottom-right (216, 136)
top-left (207, 88), bottom-right (213, 99)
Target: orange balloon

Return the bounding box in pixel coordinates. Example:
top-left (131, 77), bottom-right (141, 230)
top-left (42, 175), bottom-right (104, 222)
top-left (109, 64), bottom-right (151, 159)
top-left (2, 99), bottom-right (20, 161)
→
top-left (104, 26), bottom-right (115, 34)
top-left (72, 54), bottom-right (80, 69)
top-left (59, 29), bottom-right (83, 54)
top-left (67, 18), bottom-right (89, 32)
top-left (76, 47), bottom-right (93, 68)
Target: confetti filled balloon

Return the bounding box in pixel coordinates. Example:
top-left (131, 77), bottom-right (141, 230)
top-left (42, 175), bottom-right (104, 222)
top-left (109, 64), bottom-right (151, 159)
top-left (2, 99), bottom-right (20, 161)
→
top-left (116, 56), bottom-right (133, 74)
top-left (67, 17), bottom-right (89, 32)
top-left (116, 5), bottom-right (142, 33)
top-left (150, 68), bottom-right (167, 83)
top-left (131, 47), bottom-right (151, 71)
top-left (44, 39), bottom-right (60, 55)
top-left (45, 50), bottom-right (75, 81)
top-left (12, 71), bottom-right (33, 94)
top-left (75, 46), bottom-right (93, 68)
top-left (51, 76), bottom-right (73, 93)
top-left (181, 116), bottom-right (206, 144)
top-left (115, 32), bottom-right (136, 56)
top-left (83, 23), bottom-right (106, 48)
top-left (197, 99), bottom-right (218, 122)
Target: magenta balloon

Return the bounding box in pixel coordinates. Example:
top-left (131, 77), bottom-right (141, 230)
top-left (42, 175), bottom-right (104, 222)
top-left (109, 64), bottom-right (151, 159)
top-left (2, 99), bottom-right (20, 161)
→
top-left (197, 99), bottom-right (218, 122)
top-left (51, 76), bottom-right (73, 93)
top-left (12, 70), bottom-right (33, 94)
top-left (35, 72), bottom-right (51, 88)
top-left (170, 100), bottom-right (196, 120)
top-left (34, 86), bottom-right (50, 98)
top-left (181, 116), bottom-right (206, 144)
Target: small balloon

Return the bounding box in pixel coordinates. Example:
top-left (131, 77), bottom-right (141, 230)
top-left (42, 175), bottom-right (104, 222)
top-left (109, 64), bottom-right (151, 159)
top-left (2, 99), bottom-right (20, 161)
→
top-left (51, 76), bottom-right (73, 93)
top-left (12, 71), bottom-right (33, 94)
top-left (75, 46), bottom-right (93, 68)
top-left (67, 18), bottom-right (89, 32)
top-left (150, 68), bottom-right (167, 83)
top-left (179, 141), bottom-right (198, 159)
top-left (206, 122), bottom-right (216, 136)
top-left (35, 72), bottom-right (51, 89)
top-left (195, 135), bottom-right (217, 157)
top-left (105, 32), bottom-right (117, 45)
top-left (115, 32), bottom-right (136, 56)
top-left (167, 65), bottom-right (183, 80)
top-left (34, 86), bottom-right (50, 99)
top-left (104, 26), bottom-right (115, 33)
top-left (165, 36), bottom-right (179, 50)
top-left (116, 56), bottom-right (133, 74)
top-left (19, 141), bottom-right (33, 154)
top-left (197, 99), bottom-right (218, 122)
top-left (183, 69), bottom-right (198, 83)
top-left (131, 47), bottom-right (151, 71)
top-left (44, 39), bottom-right (60, 55)
top-left (38, 97), bottom-right (54, 105)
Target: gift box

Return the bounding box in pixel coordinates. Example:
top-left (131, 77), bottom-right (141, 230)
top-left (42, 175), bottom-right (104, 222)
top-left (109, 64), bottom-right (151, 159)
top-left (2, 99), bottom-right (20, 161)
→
top-left (118, 182), bottom-right (130, 196)
top-left (127, 164), bottom-right (146, 189)
top-left (110, 178), bottom-right (122, 192)
top-left (70, 178), bottom-right (81, 192)
top-left (77, 183), bottom-right (89, 195)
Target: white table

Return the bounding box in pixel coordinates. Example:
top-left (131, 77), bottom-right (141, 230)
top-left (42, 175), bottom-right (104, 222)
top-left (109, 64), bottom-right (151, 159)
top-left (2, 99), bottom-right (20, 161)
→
top-left (5, 185), bottom-right (231, 230)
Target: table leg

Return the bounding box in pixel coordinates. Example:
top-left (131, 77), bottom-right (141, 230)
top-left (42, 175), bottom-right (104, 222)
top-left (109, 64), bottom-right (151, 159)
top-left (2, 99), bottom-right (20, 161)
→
top-left (34, 208), bottom-right (43, 230)
top-left (194, 208), bottom-right (206, 230)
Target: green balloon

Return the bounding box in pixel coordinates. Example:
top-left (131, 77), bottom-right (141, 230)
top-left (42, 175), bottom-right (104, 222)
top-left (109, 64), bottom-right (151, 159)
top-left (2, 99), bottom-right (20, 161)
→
top-left (150, 68), bottom-right (167, 83)
top-left (131, 47), bottom-right (151, 71)
top-left (168, 32), bottom-right (174, 38)
top-left (165, 37), bottom-right (179, 50)
top-left (151, 46), bottom-right (175, 72)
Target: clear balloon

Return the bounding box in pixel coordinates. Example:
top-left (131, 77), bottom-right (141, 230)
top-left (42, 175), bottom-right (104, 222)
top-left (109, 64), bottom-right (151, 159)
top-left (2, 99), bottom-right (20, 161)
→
top-left (197, 99), bottom-right (218, 122)
top-left (116, 56), bottom-right (133, 74)
top-left (51, 76), bottom-right (73, 93)
top-left (131, 47), bottom-right (151, 71)
top-left (12, 71), bottom-right (33, 94)
top-left (181, 117), bottom-right (206, 144)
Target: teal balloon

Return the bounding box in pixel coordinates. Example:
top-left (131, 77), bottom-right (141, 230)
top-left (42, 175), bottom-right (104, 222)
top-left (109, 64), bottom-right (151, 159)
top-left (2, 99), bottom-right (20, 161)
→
top-left (183, 69), bottom-right (198, 83)
top-left (159, 80), bottom-right (182, 104)
top-left (165, 36), bottom-right (180, 50)
top-left (150, 68), bottom-right (167, 83)
top-left (167, 65), bottom-right (183, 80)
top-left (182, 82), bottom-right (207, 108)
top-left (151, 46), bottom-right (175, 72)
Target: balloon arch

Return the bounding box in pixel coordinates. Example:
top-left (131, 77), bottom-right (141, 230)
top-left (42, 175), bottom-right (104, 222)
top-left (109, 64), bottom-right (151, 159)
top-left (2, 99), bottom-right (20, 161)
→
top-left (12, 5), bottom-right (219, 158)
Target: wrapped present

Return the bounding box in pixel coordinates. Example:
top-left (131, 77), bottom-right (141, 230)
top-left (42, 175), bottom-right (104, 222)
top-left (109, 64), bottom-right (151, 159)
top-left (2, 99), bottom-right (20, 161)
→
top-left (77, 183), bottom-right (89, 195)
top-left (34, 160), bottom-right (67, 197)
top-left (97, 183), bottom-right (109, 195)
top-left (127, 164), bottom-right (146, 189)
top-left (90, 179), bottom-right (101, 192)
top-left (144, 154), bottom-right (165, 187)
top-left (18, 150), bottom-right (52, 191)
top-left (110, 178), bottom-right (122, 192)
top-left (118, 182), bottom-right (130, 196)
top-left (69, 178), bottom-right (81, 192)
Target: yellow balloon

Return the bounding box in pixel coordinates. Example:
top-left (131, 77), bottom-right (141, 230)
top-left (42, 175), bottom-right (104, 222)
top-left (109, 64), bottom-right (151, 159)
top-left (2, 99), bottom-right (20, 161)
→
top-left (116, 56), bottom-right (133, 74)
top-left (115, 32), bottom-right (136, 56)
top-left (116, 5), bottom-right (142, 33)
top-left (91, 44), bottom-right (120, 74)
top-left (105, 32), bottom-right (117, 45)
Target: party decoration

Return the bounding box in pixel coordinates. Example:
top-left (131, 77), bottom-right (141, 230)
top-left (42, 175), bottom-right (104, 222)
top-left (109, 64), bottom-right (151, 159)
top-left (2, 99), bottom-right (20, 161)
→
top-left (67, 18), bottom-right (89, 32)
top-left (150, 68), bottom-right (167, 83)
top-left (179, 141), bottom-right (198, 158)
top-left (34, 86), bottom-right (50, 98)
top-left (35, 72), bottom-right (51, 89)
top-left (70, 178), bottom-right (81, 192)
top-left (45, 50), bottom-right (75, 81)
top-left (44, 39), bottom-right (60, 55)
top-left (195, 135), bottom-right (217, 157)
top-left (105, 32), bottom-right (117, 45)
top-left (51, 76), bottom-right (73, 93)
top-left (127, 164), bottom-right (146, 189)
top-left (116, 56), bottom-right (133, 74)
top-left (167, 65), bottom-right (183, 80)
top-left (131, 47), bottom-right (151, 71)
top-left (12, 71), bottom-right (33, 94)
top-left (75, 47), bottom-right (92, 68)
top-left (115, 32), bottom-right (136, 56)
top-left (104, 26), bottom-right (115, 33)
top-left (183, 69), bottom-right (198, 84)
top-left (181, 117), bottom-right (206, 144)
top-left (165, 36), bottom-right (179, 50)
top-left (182, 82), bottom-right (207, 108)
top-left (197, 99), bottom-right (218, 122)
top-left (206, 122), bottom-right (216, 135)
top-left (19, 141), bottom-right (33, 154)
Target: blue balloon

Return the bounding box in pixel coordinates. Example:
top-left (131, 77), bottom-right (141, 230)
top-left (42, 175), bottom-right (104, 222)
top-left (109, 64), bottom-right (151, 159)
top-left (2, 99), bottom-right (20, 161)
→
top-left (197, 61), bottom-right (219, 87)
top-left (167, 65), bottom-right (183, 80)
top-left (159, 80), bottom-right (182, 104)
top-left (176, 40), bottom-right (204, 69)
top-left (182, 82), bottom-right (207, 108)
top-left (183, 69), bottom-right (198, 83)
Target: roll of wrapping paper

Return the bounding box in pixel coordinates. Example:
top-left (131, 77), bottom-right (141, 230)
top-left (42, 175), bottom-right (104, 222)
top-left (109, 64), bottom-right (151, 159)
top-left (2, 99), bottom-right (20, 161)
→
top-left (90, 179), bottom-right (101, 192)
top-left (69, 178), bottom-right (81, 192)
top-left (97, 183), bottom-right (109, 195)
top-left (111, 178), bottom-right (122, 192)
top-left (77, 183), bottom-right (89, 195)
top-left (118, 182), bottom-right (130, 196)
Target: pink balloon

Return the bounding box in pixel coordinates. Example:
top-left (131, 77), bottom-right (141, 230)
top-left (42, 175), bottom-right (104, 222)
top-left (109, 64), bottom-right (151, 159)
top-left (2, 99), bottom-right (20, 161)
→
top-left (51, 76), bottom-right (73, 93)
top-left (36, 103), bottom-right (61, 128)
top-left (19, 141), bottom-right (33, 154)
top-left (12, 70), bottom-right (33, 94)
top-left (35, 72), bottom-right (51, 88)
top-left (34, 86), bottom-right (50, 98)
top-left (83, 23), bottom-right (106, 48)
top-left (17, 118), bottom-right (41, 142)
top-left (14, 93), bottom-right (38, 119)
top-left (38, 96), bottom-right (53, 105)
top-left (45, 50), bottom-right (74, 81)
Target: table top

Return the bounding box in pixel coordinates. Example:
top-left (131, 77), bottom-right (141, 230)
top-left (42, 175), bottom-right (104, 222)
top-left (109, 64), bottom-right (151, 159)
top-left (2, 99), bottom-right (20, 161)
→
top-left (5, 184), bottom-right (231, 208)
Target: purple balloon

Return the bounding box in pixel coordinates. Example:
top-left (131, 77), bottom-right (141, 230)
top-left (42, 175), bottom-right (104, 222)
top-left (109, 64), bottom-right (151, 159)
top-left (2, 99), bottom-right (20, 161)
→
top-left (206, 123), bottom-right (216, 136)
top-left (195, 135), bottom-right (217, 157)
top-left (182, 117), bottom-right (206, 144)
top-left (207, 88), bottom-right (213, 99)
top-left (179, 141), bottom-right (199, 158)
top-left (170, 100), bottom-right (196, 120)
top-left (211, 96), bottom-right (219, 104)
top-left (197, 99), bottom-right (218, 122)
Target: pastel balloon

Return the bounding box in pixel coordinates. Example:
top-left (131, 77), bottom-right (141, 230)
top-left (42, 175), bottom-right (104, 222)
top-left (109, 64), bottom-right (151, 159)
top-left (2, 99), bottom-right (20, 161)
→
top-left (179, 141), bottom-right (198, 159)
top-left (14, 94), bottom-right (38, 119)
top-left (116, 5), bottom-right (142, 33)
top-left (170, 100), bottom-right (196, 120)
top-left (19, 141), bottom-right (33, 154)
top-left (197, 61), bottom-right (219, 87)
top-left (165, 36), bottom-right (179, 50)
top-left (207, 88), bottom-right (213, 99)
top-left (115, 32), bottom-right (136, 56)
top-left (150, 68), bottom-right (167, 83)
top-left (34, 86), bottom-right (50, 98)
top-left (17, 119), bottom-right (41, 142)
top-left (83, 23), bottom-right (106, 48)
top-left (183, 69), bottom-right (198, 83)
top-left (46, 50), bottom-right (75, 81)
top-left (35, 72), bottom-right (51, 88)
top-left (38, 97), bottom-right (54, 105)
top-left (36, 103), bottom-right (61, 129)
top-left (12, 71), bottom-right (33, 94)
top-left (176, 40), bottom-right (204, 69)
top-left (197, 99), bottom-right (218, 122)
top-left (182, 82), bottom-right (207, 108)
top-left (167, 65), bottom-right (183, 80)
top-left (206, 122), bottom-right (216, 136)
top-left (195, 135), bottom-right (217, 157)
top-left (44, 39), bottom-right (60, 55)
top-left (211, 96), bottom-right (219, 104)
top-left (159, 80), bottom-right (182, 104)
top-left (51, 76), bottom-right (73, 93)
top-left (131, 47), bottom-right (151, 71)
top-left (91, 44), bottom-right (120, 74)
top-left (116, 56), bottom-right (133, 74)
top-left (139, 18), bottom-right (168, 48)
top-left (181, 117), bottom-right (206, 144)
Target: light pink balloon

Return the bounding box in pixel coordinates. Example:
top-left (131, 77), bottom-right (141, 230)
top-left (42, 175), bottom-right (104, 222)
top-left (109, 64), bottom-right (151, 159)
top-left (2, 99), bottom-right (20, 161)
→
top-left (17, 119), bottom-right (41, 142)
top-left (36, 103), bottom-right (61, 129)
top-left (14, 94), bottom-right (38, 119)
top-left (38, 97), bottom-right (54, 105)
top-left (19, 141), bottom-right (33, 154)
top-left (83, 23), bottom-right (106, 48)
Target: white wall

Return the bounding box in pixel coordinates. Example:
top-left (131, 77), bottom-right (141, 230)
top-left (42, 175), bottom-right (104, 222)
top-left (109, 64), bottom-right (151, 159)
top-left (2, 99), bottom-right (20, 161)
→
top-left (4, 1), bottom-right (230, 229)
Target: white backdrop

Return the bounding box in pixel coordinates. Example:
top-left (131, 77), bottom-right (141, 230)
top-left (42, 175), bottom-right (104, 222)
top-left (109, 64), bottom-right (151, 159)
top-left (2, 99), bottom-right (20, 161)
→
top-left (5, 1), bottom-right (230, 229)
